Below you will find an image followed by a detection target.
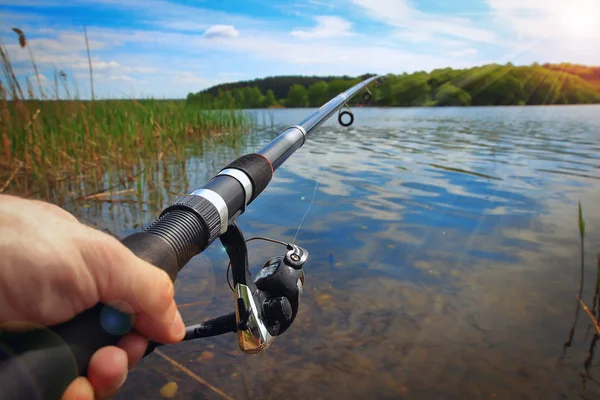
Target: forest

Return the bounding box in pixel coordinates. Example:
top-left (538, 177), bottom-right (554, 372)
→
top-left (186, 63), bottom-right (600, 108)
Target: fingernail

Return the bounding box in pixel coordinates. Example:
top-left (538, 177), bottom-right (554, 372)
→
top-left (117, 371), bottom-right (128, 389)
top-left (174, 309), bottom-right (186, 340)
top-left (98, 371), bottom-right (128, 400)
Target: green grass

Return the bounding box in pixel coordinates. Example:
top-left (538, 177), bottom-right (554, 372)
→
top-left (0, 28), bottom-right (251, 202)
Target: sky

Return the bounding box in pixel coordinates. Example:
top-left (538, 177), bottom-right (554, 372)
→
top-left (1, 0), bottom-right (599, 99)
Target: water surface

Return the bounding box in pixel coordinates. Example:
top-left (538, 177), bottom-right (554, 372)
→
top-left (79, 106), bottom-right (600, 399)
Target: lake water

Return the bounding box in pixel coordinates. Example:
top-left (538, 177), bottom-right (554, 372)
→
top-left (93, 106), bottom-right (600, 399)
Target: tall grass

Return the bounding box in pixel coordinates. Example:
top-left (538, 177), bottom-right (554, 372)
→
top-left (0, 28), bottom-right (250, 203)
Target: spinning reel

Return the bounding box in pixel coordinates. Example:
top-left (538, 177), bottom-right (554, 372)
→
top-left (148, 222), bottom-right (308, 354)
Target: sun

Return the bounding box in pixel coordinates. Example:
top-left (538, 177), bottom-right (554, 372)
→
top-left (559, 1), bottom-right (599, 39)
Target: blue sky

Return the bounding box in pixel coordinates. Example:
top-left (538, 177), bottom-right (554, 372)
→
top-left (1, 0), bottom-right (599, 99)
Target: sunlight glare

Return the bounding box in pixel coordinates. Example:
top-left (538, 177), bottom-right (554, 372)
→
top-left (559, 1), bottom-right (599, 38)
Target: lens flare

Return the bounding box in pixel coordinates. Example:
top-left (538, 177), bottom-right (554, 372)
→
top-left (559, 1), bottom-right (599, 39)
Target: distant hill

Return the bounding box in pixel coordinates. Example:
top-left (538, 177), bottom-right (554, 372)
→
top-left (203, 73), bottom-right (376, 100)
top-left (542, 63), bottom-right (600, 93)
top-left (187, 63), bottom-right (600, 108)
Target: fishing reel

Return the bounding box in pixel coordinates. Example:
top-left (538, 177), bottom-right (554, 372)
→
top-left (232, 231), bottom-right (308, 353)
top-left (147, 222), bottom-right (308, 355)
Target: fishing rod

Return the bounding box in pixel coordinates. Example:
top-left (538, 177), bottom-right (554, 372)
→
top-left (0, 74), bottom-right (384, 400)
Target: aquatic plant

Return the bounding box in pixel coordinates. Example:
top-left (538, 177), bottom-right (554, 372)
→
top-left (0, 28), bottom-right (250, 202)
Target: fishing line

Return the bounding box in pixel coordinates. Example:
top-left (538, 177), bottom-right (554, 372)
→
top-left (291, 122), bottom-right (347, 244)
top-left (226, 236), bottom-right (289, 291)
top-left (224, 124), bottom-right (346, 288)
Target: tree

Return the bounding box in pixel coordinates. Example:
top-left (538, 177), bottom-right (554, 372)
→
top-left (522, 68), bottom-right (563, 105)
top-left (435, 83), bottom-right (471, 106)
top-left (376, 75), bottom-right (397, 106)
top-left (459, 66), bottom-right (524, 105)
top-left (263, 89), bottom-right (277, 107)
top-left (286, 84), bottom-right (308, 107)
top-left (327, 79), bottom-right (353, 99)
top-left (392, 73), bottom-right (430, 106)
top-left (221, 90), bottom-right (235, 108)
top-left (428, 68), bottom-right (457, 91)
top-left (231, 88), bottom-right (245, 106)
top-left (186, 62), bottom-right (600, 109)
top-left (249, 86), bottom-right (264, 108)
top-left (307, 81), bottom-right (329, 107)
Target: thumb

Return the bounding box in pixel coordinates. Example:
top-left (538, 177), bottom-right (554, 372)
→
top-left (61, 377), bottom-right (94, 400)
top-left (77, 225), bottom-right (185, 344)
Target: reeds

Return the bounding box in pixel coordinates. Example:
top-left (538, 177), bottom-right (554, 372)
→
top-left (0, 28), bottom-right (250, 202)
top-left (562, 202), bottom-right (600, 393)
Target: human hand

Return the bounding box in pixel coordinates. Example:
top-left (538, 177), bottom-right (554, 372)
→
top-left (0, 194), bottom-right (185, 399)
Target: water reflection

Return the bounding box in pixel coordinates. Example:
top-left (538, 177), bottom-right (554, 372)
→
top-left (69, 106), bottom-right (600, 399)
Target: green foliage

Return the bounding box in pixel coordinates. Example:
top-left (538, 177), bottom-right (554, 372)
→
top-left (0, 97), bottom-right (250, 196)
top-left (455, 65), bottom-right (523, 105)
top-left (543, 63), bottom-right (600, 93)
top-left (0, 31), bottom-right (250, 199)
top-left (264, 90), bottom-right (277, 107)
top-left (286, 84), bottom-right (308, 107)
top-left (435, 83), bottom-right (472, 106)
top-left (203, 74), bottom-right (374, 100)
top-left (327, 79), bottom-right (354, 99)
top-left (307, 81), bottom-right (329, 107)
top-left (392, 73), bottom-right (431, 106)
top-left (186, 63), bottom-right (600, 108)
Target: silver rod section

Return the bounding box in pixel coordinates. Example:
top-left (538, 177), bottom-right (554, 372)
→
top-left (298, 75), bottom-right (381, 137)
top-left (257, 75), bottom-right (383, 171)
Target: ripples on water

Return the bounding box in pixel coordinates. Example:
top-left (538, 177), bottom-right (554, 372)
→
top-left (99, 106), bottom-right (600, 399)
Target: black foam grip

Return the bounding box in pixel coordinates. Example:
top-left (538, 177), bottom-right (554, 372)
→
top-left (0, 209), bottom-right (207, 400)
top-left (223, 153), bottom-right (273, 203)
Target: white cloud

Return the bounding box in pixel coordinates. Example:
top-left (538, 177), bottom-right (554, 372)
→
top-left (487, 0), bottom-right (600, 65)
top-left (444, 48), bottom-right (478, 58)
top-left (6, 23), bottom-right (474, 92)
top-left (5, 44), bottom-right (87, 65)
top-left (3, 31), bottom-right (159, 83)
top-left (352, 0), bottom-right (497, 44)
top-left (160, 21), bottom-right (210, 32)
top-left (201, 32), bottom-right (469, 73)
top-left (489, 0), bottom-right (600, 40)
top-left (108, 74), bottom-right (136, 82)
top-left (1, 29), bottom-right (108, 53)
top-left (75, 71), bottom-right (139, 85)
top-left (291, 16), bottom-right (353, 39)
top-left (219, 72), bottom-right (247, 79)
top-left (392, 30), bottom-right (468, 51)
top-left (122, 65), bottom-right (158, 74)
top-left (28, 73), bottom-right (48, 83)
top-left (80, 60), bottom-right (119, 70)
top-left (31, 34), bottom-right (106, 53)
top-left (70, 60), bottom-right (157, 74)
top-left (171, 71), bottom-right (211, 86)
top-left (8, 0), bottom-right (599, 98)
top-left (203, 25), bottom-right (240, 39)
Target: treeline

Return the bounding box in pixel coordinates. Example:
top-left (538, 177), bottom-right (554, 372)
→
top-left (202, 74), bottom-right (376, 100)
top-left (186, 63), bottom-right (600, 108)
top-left (187, 77), bottom-right (371, 109)
top-left (542, 63), bottom-right (600, 92)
